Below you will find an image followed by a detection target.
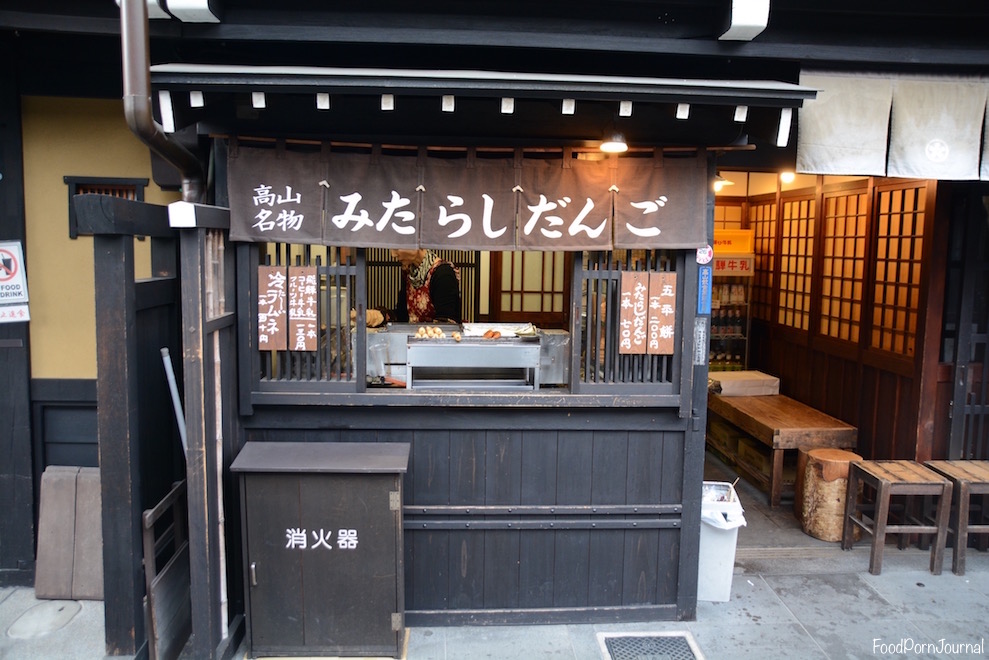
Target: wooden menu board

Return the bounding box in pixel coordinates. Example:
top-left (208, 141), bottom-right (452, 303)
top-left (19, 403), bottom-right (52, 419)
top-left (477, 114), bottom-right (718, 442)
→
top-left (258, 265), bottom-right (287, 351)
top-left (620, 272), bottom-right (677, 355)
top-left (289, 266), bottom-right (318, 352)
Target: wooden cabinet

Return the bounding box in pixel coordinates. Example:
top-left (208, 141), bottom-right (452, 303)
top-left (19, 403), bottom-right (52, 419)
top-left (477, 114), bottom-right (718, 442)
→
top-left (231, 442), bottom-right (409, 658)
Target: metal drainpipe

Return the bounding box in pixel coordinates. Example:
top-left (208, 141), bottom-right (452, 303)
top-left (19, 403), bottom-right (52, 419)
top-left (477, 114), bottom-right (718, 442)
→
top-left (120, 0), bottom-right (204, 203)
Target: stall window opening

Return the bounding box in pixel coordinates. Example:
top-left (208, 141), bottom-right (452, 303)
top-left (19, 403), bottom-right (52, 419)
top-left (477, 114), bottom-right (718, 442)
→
top-left (245, 244), bottom-right (684, 397)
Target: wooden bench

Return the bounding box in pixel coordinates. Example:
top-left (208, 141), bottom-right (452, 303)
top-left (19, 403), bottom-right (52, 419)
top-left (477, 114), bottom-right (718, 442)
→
top-left (707, 393), bottom-right (858, 507)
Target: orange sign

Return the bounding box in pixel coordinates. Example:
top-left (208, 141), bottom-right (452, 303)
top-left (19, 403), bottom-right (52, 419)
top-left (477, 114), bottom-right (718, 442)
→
top-left (713, 229), bottom-right (754, 255)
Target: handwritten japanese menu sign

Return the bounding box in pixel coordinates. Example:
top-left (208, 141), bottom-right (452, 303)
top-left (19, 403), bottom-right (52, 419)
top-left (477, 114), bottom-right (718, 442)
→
top-left (258, 266), bottom-right (287, 351)
top-left (288, 267), bottom-right (318, 352)
top-left (227, 147), bottom-right (709, 250)
top-left (619, 272), bottom-right (677, 355)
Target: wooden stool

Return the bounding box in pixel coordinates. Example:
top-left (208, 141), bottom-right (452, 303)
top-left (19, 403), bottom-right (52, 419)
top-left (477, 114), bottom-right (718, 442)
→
top-left (841, 460), bottom-right (952, 575)
top-left (801, 448), bottom-right (863, 542)
top-left (924, 460), bottom-right (989, 575)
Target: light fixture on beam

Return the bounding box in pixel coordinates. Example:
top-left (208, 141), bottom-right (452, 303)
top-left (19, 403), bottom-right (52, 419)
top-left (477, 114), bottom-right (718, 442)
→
top-left (165, 0), bottom-right (221, 23)
top-left (719, 0), bottom-right (770, 41)
top-left (501, 97), bottom-right (515, 114)
top-left (600, 131), bottom-right (628, 154)
top-left (776, 107), bottom-right (792, 147)
top-left (713, 172), bottom-right (735, 193)
top-left (189, 91), bottom-right (204, 108)
top-left (316, 93), bottom-right (331, 110)
top-left (619, 100), bottom-right (633, 117)
top-left (676, 103), bottom-right (690, 120)
top-left (251, 92), bottom-right (266, 109)
top-left (381, 94), bottom-right (395, 111)
top-left (562, 98), bottom-right (576, 115)
top-left (442, 95), bottom-right (456, 112)
top-left (158, 90), bottom-right (175, 133)
top-left (734, 105), bottom-right (748, 122)
top-left (114, 0), bottom-right (171, 20)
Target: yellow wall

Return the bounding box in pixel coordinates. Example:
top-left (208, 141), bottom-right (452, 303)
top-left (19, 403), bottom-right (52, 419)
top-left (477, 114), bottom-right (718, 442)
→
top-left (21, 97), bottom-right (180, 378)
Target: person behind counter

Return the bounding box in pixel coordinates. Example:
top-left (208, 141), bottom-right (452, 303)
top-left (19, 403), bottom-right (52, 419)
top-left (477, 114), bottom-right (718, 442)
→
top-left (367, 248), bottom-right (462, 326)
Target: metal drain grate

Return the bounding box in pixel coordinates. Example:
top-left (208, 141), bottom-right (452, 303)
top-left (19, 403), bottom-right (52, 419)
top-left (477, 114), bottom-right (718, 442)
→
top-left (598, 632), bottom-right (704, 660)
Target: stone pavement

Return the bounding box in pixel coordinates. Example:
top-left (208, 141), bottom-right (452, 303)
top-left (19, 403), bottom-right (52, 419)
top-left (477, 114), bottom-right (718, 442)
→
top-left (3, 453), bottom-right (988, 659)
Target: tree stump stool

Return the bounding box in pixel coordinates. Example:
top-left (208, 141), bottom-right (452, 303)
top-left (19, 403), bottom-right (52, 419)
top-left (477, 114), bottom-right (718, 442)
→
top-left (801, 448), bottom-right (863, 542)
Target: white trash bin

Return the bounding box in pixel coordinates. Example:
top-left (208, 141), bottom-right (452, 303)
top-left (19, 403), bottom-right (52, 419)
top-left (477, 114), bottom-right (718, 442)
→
top-left (697, 481), bottom-right (746, 602)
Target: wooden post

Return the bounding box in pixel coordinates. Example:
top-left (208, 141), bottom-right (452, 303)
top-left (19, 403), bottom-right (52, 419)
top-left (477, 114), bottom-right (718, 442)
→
top-left (0, 48), bottom-right (35, 587)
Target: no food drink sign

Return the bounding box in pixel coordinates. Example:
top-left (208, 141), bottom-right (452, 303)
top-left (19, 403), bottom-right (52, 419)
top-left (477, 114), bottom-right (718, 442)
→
top-left (0, 241), bottom-right (30, 323)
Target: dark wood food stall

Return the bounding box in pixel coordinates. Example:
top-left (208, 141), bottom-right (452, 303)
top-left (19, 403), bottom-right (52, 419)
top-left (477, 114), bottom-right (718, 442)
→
top-left (152, 61), bottom-right (814, 634)
top-left (223, 141), bottom-right (716, 628)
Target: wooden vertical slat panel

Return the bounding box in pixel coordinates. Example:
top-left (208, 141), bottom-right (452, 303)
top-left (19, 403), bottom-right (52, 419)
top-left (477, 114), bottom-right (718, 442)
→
top-left (519, 431), bottom-right (557, 608)
top-left (553, 431), bottom-right (593, 607)
top-left (590, 431), bottom-right (628, 607)
top-left (617, 432), bottom-right (659, 606)
top-left (447, 430), bottom-right (485, 609)
top-left (657, 431), bottom-right (684, 604)
top-left (482, 431), bottom-right (522, 609)
top-left (409, 431), bottom-right (450, 610)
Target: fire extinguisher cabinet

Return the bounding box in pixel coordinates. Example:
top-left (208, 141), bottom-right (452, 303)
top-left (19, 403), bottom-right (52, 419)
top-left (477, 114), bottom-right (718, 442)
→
top-left (231, 441), bottom-right (410, 658)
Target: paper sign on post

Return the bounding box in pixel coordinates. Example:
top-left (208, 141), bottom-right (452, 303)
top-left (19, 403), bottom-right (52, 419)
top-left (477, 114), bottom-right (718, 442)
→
top-left (0, 241), bottom-right (30, 323)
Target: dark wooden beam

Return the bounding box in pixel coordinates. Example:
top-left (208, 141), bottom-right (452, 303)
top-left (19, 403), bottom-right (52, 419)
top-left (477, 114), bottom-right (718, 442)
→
top-left (92, 230), bottom-right (146, 655)
top-left (73, 195), bottom-right (174, 238)
top-left (0, 34), bottom-right (35, 588)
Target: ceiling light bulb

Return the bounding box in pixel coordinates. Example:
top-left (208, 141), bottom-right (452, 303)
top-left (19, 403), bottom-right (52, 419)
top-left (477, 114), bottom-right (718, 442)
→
top-left (780, 171), bottom-right (796, 184)
top-left (600, 132), bottom-right (628, 153)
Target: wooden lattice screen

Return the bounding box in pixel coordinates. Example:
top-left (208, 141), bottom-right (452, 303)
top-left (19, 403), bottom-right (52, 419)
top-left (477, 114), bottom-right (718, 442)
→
top-left (577, 250), bottom-right (677, 390)
top-left (871, 185), bottom-right (926, 357)
top-left (820, 190), bottom-right (868, 343)
top-left (257, 243), bottom-right (357, 385)
top-left (749, 199), bottom-right (777, 322)
top-left (491, 251), bottom-right (569, 328)
top-left (777, 197), bottom-right (815, 331)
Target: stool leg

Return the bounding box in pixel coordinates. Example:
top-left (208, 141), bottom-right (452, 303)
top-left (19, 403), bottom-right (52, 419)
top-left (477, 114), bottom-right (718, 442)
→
top-left (870, 481), bottom-right (891, 575)
top-left (930, 481), bottom-right (952, 575)
top-left (897, 496), bottom-right (911, 551)
top-left (977, 494), bottom-right (989, 553)
top-left (917, 494), bottom-right (935, 551)
top-left (842, 467), bottom-right (860, 551)
top-left (953, 482), bottom-right (970, 575)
